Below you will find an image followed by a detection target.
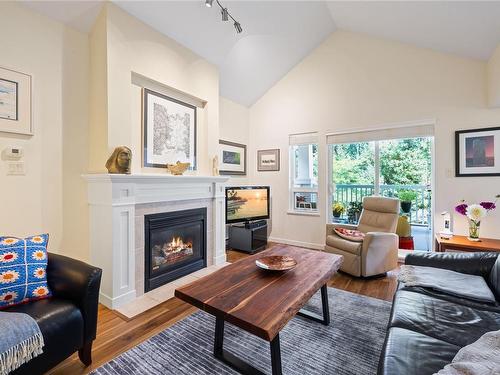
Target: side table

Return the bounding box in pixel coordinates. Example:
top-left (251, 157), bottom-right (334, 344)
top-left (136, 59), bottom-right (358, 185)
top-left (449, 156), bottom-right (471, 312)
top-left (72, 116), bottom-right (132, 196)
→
top-left (435, 234), bottom-right (500, 253)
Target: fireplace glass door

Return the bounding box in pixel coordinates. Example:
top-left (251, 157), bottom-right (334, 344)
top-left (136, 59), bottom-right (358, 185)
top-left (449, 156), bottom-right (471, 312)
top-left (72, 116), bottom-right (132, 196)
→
top-left (145, 208), bottom-right (207, 292)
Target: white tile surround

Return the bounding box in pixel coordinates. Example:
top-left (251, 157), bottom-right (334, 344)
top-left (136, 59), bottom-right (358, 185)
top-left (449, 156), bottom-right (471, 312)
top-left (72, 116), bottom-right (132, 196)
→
top-left (83, 174), bottom-right (229, 311)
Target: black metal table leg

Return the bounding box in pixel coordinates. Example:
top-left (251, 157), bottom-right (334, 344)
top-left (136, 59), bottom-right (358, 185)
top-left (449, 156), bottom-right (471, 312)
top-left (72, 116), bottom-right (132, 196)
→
top-left (297, 283), bottom-right (330, 325)
top-left (214, 316), bottom-right (224, 357)
top-left (270, 334), bottom-right (282, 375)
top-left (213, 316), bottom-right (267, 375)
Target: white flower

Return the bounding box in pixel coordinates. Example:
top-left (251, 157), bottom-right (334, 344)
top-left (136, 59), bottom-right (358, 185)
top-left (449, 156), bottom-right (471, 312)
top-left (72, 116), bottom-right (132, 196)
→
top-left (466, 204), bottom-right (487, 222)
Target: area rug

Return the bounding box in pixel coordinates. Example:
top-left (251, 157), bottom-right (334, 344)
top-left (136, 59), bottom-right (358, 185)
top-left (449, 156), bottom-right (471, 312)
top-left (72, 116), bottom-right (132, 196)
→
top-left (92, 288), bottom-right (391, 375)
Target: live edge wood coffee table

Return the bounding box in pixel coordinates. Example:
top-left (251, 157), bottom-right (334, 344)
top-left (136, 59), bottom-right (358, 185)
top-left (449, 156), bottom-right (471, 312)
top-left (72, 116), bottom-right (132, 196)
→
top-left (175, 245), bottom-right (343, 375)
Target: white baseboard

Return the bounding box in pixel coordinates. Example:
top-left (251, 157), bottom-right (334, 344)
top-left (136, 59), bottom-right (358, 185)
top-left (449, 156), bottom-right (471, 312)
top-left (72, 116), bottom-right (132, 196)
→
top-left (99, 289), bottom-right (136, 310)
top-left (268, 236), bottom-right (325, 251)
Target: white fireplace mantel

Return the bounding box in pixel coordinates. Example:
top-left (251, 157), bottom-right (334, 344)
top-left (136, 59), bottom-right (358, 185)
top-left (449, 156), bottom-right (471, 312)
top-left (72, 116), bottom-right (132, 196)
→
top-left (83, 173), bottom-right (229, 309)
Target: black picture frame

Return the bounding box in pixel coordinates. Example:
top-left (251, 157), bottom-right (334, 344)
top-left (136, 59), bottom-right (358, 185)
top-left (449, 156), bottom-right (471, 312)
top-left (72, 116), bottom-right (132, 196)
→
top-left (143, 88), bottom-right (197, 169)
top-left (219, 140), bottom-right (247, 176)
top-left (455, 126), bottom-right (500, 177)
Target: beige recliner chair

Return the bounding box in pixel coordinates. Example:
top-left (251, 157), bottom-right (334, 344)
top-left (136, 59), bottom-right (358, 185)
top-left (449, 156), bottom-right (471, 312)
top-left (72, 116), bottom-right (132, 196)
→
top-left (325, 196), bottom-right (400, 277)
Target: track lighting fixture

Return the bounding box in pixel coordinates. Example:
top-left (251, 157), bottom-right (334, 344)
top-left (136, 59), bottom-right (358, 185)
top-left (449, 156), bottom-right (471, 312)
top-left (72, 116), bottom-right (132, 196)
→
top-left (234, 21), bottom-right (242, 34)
top-left (221, 7), bottom-right (228, 22)
top-left (205, 0), bottom-right (242, 34)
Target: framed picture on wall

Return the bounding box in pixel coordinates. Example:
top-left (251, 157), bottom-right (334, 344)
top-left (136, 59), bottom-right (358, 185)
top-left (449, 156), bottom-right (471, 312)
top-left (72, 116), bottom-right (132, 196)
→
top-left (219, 140), bottom-right (246, 175)
top-left (0, 66), bottom-right (32, 135)
top-left (455, 126), bottom-right (500, 177)
top-left (143, 88), bottom-right (197, 169)
top-left (257, 149), bottom-right (280, 171)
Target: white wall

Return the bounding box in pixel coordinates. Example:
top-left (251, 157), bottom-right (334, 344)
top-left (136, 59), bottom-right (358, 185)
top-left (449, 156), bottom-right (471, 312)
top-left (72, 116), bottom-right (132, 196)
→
top-left (248, 31), bottom-right (500, 247)
top-left (89, 4), bottom-right (220, 177)
top-left (488, 44), bottom-right (500, 108)
top-left (0, 3), bottom-right (89, 257)
top-left (219, 96), bottom-right (250, 184)
top-left (220, 97), bottom-right (249, 146)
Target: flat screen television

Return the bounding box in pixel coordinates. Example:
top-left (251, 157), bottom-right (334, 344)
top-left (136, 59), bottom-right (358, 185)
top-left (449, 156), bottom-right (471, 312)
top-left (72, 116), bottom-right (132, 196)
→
top-left (226, 186), bottom-right (270, 224)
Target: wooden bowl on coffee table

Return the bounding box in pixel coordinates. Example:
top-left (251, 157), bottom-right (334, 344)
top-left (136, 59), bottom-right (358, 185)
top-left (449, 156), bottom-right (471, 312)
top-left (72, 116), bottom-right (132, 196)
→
top-left (255, 255), bottom-right (297, 271)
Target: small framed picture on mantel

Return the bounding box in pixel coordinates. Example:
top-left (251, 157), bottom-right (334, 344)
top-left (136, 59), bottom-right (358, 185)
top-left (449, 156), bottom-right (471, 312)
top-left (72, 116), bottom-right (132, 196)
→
top-left (455, 126), bottom-right (500, 177)
top-left (257, 149), bottom-right (280, 171)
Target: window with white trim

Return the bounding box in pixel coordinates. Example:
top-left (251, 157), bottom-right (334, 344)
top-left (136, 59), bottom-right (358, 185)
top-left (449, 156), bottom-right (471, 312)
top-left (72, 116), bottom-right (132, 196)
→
top-left (289, 133), bottom-right (319, 213)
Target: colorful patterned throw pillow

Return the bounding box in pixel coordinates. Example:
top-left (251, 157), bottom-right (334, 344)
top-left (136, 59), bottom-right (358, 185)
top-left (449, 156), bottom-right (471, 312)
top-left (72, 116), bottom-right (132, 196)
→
top-left (0, 234), bottom-right (52, 309)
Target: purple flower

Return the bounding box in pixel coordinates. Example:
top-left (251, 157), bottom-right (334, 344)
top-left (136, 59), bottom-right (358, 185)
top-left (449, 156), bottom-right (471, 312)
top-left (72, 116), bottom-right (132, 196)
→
top-left (480, 202), bottom-right (496, 211)
top-left (455, 203), bottom-right (468, 216)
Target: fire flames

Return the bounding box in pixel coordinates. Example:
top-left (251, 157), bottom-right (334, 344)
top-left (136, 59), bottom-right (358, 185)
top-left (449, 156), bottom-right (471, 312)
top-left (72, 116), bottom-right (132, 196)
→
top-left (165, 237), bottom-right (193, 254)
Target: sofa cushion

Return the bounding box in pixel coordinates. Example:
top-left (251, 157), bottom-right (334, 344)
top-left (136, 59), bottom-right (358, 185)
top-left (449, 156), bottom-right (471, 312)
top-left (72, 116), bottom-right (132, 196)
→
top-left (6, 298), bottom-right (84, 375)
top-left (326, 234), bottom-right (362, 255)
top-left (378, 327), bottom-right (460, 375)
top-left (0, 234), bottom-right (52, 309)
top-left (397, 283), bottom-right (500, 313)
top-left (398, 265), bottom-right (497, 304)
top-left (490, 256), bottom-right (500, 300)
top-left (389, 290), bottom-right (500, 347)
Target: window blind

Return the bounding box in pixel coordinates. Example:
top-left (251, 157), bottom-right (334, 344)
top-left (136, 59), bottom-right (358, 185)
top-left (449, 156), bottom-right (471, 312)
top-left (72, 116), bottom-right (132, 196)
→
top-left (289, 132), bottom-right (319, 145)
top-left (326, 123), bottom-right (434, 144)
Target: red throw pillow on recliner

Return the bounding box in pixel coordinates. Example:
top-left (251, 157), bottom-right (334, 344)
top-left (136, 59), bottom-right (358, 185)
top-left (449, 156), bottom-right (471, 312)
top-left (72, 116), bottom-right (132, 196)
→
top-left (334, 228), bottom-right (365, 242)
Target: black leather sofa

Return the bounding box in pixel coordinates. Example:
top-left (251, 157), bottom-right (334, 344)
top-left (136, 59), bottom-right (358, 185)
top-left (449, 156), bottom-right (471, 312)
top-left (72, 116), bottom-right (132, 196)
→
top-left (4, 253), bottom-right (102, 375)
top-left (378, 251), bottom-right (500, 375)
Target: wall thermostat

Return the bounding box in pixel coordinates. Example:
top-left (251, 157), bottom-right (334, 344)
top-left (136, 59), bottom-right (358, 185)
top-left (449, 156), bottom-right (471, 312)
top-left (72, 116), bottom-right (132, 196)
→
top-left (3, 147), bottom-right (24, 160)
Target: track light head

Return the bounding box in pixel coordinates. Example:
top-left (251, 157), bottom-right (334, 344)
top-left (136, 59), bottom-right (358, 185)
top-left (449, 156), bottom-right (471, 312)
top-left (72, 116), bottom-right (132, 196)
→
top-left (234, 21), bottom-right (242, 33)
top-left (205, 0), bottom-right (242, 35)
top-left (221, 7), bottom-right (228, 21)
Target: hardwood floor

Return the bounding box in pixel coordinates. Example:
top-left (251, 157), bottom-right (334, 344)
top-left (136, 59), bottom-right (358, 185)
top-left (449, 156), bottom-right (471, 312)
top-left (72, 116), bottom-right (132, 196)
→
top-left (49, 244), bottom-right (399, 375)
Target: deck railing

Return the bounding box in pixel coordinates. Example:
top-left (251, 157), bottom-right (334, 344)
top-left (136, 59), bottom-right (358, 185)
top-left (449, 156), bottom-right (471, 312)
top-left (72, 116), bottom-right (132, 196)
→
top-left (333, 184), bottom-right (431, 225)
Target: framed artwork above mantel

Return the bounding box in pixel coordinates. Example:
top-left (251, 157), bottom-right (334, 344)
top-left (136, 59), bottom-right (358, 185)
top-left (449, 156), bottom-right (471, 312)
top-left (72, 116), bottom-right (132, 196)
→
top-left (0, 66), bottom-right (32, 135)
top-left (142, 88), bottom-right (197, 170)
top-left (455, 126), bottom-right (500, 177)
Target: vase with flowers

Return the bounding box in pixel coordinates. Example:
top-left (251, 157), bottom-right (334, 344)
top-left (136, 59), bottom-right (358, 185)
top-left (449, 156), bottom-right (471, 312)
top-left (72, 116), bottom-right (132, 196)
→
top-left (455, 195), bottom-right (499, 241)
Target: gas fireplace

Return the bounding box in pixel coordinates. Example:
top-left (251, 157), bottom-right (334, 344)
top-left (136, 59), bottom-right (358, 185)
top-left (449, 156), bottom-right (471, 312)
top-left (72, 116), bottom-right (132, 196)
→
top-left (144, 208), bottom-right (207, 292)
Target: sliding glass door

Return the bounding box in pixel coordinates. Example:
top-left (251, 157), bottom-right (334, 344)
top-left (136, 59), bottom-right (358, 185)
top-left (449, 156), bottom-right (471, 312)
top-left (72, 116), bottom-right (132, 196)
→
top-left (330, 141), bottom-right (375, 222)
top-left (329, 136), bottom-right (433, 251)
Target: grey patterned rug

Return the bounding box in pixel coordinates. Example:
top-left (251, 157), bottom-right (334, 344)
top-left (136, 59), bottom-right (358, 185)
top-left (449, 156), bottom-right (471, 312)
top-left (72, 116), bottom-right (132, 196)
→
top-left (92, 288), bottom-right (391, 375)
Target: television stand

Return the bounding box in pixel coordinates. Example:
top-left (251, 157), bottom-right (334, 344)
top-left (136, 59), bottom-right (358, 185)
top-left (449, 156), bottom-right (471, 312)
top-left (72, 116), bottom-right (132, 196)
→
top-left (229, 221), bottom-right (268, 254)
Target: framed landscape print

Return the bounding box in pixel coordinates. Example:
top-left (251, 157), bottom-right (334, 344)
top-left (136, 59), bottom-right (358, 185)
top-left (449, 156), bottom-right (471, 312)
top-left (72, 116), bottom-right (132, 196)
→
top-left (143, 88), bottom-right (197, 169)
top-left (257, 149), bottom-right (280, 171)
top-left (455, 126), bottom-right (500, 177)
top-left (219, 140), bottom-right (246, 175)
top-left (0, 66), bottom-right (32, 135)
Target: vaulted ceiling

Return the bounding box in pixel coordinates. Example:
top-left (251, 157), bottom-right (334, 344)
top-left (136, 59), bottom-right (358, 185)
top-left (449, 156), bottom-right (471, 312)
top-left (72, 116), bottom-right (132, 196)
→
top-left (20, 1), bottom-right (500, 106)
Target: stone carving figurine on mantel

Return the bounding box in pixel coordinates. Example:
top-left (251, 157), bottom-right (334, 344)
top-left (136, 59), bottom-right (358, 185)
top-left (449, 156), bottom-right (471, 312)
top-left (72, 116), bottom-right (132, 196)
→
top-left (105, 146), bottom-right (132, 174)
top-left (212, 155), bottom-right (219, 176)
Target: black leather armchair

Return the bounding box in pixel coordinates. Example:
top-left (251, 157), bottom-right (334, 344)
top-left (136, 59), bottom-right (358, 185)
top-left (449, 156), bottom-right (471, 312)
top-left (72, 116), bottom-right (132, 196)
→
top-left (4, 253), bottom-right (102, 375)
top-left (378, 251), bottom-right (500, 375)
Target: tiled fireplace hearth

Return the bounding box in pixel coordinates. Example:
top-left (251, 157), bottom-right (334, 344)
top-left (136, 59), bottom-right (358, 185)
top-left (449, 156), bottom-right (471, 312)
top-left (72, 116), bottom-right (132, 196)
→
top-left (83, 174), bottom-right (229, 311)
